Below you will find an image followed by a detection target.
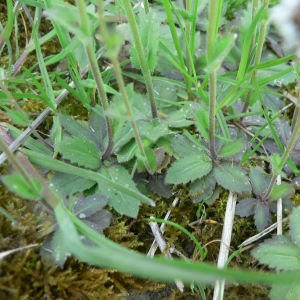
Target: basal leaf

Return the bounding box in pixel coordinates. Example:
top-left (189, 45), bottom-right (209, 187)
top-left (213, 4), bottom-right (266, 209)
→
top-left (194, 106), bottom-right (209, 140)
top-left (51, 172), bottom-right (96, 196)
top-left (269, 272), bottom-right (300, 300)
top-left (251, 235), bottom-right (300, 271)
top-left (56, 137), bottom-right (101, 169)
top-left (189, 175), bottom-right (216, 203)
top-left (171, 135), bottom-right (203, 158)
top-left (290, 207), bottom-right (300, 247)
top-left (235, 197), bottom-right (257, 217)
top-left (114, 122), bottom-right (135, 152)
top-left (254, 200), bottom-right (271, 232)
top-left (74, 194), bottom-right (109, 219)
top-left (218, 139), bottom-right (248, 159)
top-left (138, 119), bottom-right (169, 142)
top-left (269, 183), bottom-right (294, 202)
top-left (58, 114), bottom-right (98, 146)
top-left (116, 139), bottom-right (137, 163)
top-left (213, 162), bottom-right (251, 192)
top-left (130, 9), bottom-right (160, 70)
top-left (249, 167), bottom-right (271, 197)
top-left (165, 154), bottom-right (212, 184)
top-left (99, 165), bottom-right (141, 218)
top-left (2, 173), bottom-right (42, 200)
top-left (168, 103), bottom-right (195, 128)
top-left (148, 174), bottom-right (172, 199)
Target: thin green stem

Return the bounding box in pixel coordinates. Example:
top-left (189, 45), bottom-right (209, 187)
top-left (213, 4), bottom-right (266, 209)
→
top-left (143, 0), bottom-right (150, 14)
top-left (242, 0), bottom-right (269, 113)
top-left (123, 0), bottom-right (158, 118)
top-left (263, 109), bottom-right (300, 201)
top-left (162, 0), bottom-right (193, 100)
top-left (207, 0), bottom-right (222, 159)
top-left (76, 0), bottom-right (114, 159)
top-left (97, 0), bottom-right (150, 171)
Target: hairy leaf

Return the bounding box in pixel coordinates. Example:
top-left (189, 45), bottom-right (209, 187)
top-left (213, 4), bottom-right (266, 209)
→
top-left (251, 235), bottom-right (300, 271)
top-left (168, 103), bottom-right (195, 128)
top-left (130, 9), bottom-right (160, 71)
top-left (51, 172), bottom-right (95, 196)
top-left (74, 194), bottom-right (109, 219)
top-left (165, 154), bottom-right (212, 184)
top-left (217, 139), bottom-right (248, 159)
top-left (138, 119), bottom-right (168, 142)
top-left (148, 174), bottom-right (172, 199)
top-left (58, 114), bottom-right (98, 145)
top-left (235, 197), bottom-right (257, 217)
top-left (171, 134), bottom-right (203, 158)
top-left (2, 173), bottom-right (42, 200)
top-left (269, 183), bottom-right (294, 202)
top-left (56, 137), bottom-right (101, 169)
top-left (99, 165), bottom-right (141, 218)
top-left (194, 106), bottom-right (209, 140)
top-left (249, 167), bottom-right (270, 197)
top-left (116, 139), bottom-right (137, 163)
top-left (213, 162), bottom-right (251, 192)
top-left (269, 272), bottom-right (300, 300)
top-left (189, 175), bottom-right (216, 203)
top-left (290, 207), bottom-right (300, 247)
top-left (254, 201), bottom-right (271, 232)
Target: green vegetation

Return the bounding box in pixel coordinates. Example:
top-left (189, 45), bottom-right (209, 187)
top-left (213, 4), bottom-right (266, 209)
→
top-left (1, 0), bottom-right (300, 299)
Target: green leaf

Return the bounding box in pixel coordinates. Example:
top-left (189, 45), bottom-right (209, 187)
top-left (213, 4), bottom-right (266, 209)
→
top-left (165, 154), bottom-right (212, 185)
top-left (213, 162), bottom-right (251, 192)
top-left (58, 114), bottom-right (99, 146)
top-left (6, 110), bottom-right (30, 126)
top-left (290, 207), bottom-right (300, 247)
top-left (269, 153), bottom-right (286, 177)
top-left (235, 197), bottom-right (257, 217)
top-left (269, 183), bottom-right (294, 202)
top-left (171, 135), bottom-right (203, 158)
top-left (130, 9), bottom-right (160, 70)
top-left (24, 149), bottom-right (154, 206)
top-left (2, 173), bottom-right (42, 200)
top-left (206, 35), bottom-right (235, 72)
top-left (217, 139), bottom-right (248, 159)
top-left (189, 175), bottom-right (217, 204)
top-left (254, 201), bottom-right (271, 232)
top-left (138, 119), bottom-right (169, 142)
top-left (168, 103), bottom-right (195, 128)
top-left (269, 272), bottom-right (300, 300)
top-left (251, 235), bottom-right (300, 271)
top-left (116, 139), bottom-right (137, 163)
top-left (51, 172), bottom-right (95, 196)
top-left (194, 106), bottom-right (209, 140)
top-left (56, 137), bottom-right (101, 169)
top-left (99, 165), bottom-right (141, 218)
top-left (249, 167), bottom-right (271, 197)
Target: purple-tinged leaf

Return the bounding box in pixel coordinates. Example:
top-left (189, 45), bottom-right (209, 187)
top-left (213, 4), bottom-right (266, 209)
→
top-left (254, 200), bottom-right (271, 231)
top-left (249, 167), bottom-right (270, 197)
top-left (74, 194), bottom-right (109, 219)
top-left (148, 174), bottom-right (172, 199)
top-left (235, 197), bottom-right (257, 217)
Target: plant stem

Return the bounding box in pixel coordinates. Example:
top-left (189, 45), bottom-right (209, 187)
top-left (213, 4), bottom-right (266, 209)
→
top-left (207, 0), bottom-right (222, 159)
top-left (123, 0), bottom-right (158, 118)
top-left (242, 0), bottom-right (269, 113)
top-left (262, 111), bottom-right (300, 201)
top-left (162, 0), bottom-right (193, 100)
top-left (76, 0), bottom-right (114, 160)
top-left (143, 0), bottom-right (149, 14)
